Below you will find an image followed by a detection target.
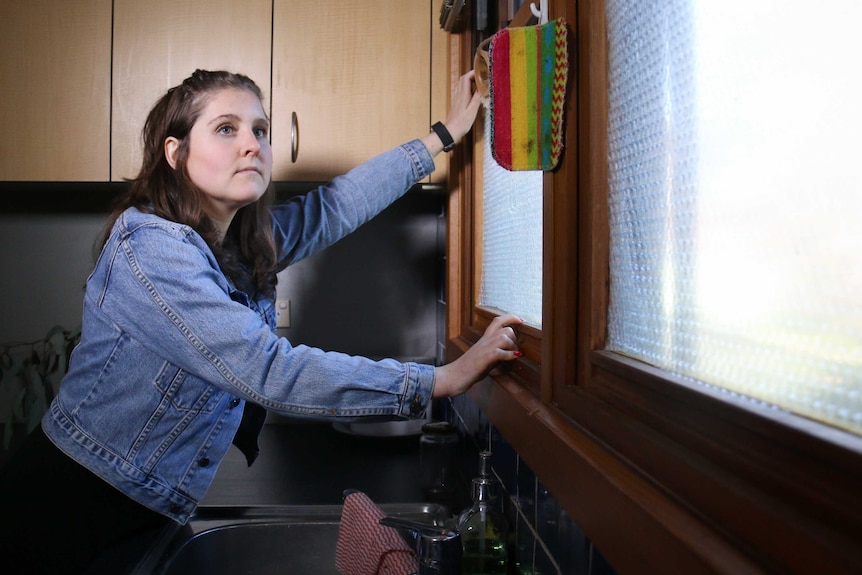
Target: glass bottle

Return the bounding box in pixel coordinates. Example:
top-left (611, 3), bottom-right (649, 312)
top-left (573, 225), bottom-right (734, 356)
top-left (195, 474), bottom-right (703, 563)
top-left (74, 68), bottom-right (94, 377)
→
top-left (419, 421), bottom-right (459, 505)
top-left (456, 451), bottom-right (508, 575)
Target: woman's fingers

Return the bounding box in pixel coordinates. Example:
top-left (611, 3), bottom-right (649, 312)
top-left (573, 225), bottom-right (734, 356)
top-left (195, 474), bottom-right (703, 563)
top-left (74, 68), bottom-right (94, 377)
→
top-left (446, 71), bottom-right (482, 140)
top-left (486, 314), bottom-right (524, 357)
top-left (432, 314), bottom-right (527, 398)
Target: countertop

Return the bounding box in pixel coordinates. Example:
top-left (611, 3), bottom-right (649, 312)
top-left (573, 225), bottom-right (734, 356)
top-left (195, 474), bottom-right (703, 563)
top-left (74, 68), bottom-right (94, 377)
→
top-left (202, 422), bottom-right (428, 507)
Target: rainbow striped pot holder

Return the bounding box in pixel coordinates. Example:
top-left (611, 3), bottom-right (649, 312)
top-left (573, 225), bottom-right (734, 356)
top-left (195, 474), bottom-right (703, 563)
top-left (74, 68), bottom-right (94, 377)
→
top-left (475, 18), bottom-right (569, 171)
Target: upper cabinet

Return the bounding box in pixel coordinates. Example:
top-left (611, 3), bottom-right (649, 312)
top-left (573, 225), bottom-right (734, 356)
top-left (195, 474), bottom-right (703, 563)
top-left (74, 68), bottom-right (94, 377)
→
top-left (111, 0), bottom-right (272, 182)
top-left (0, 0), bottom-right (112, 181)
top-left (0, 1), bottom-right (445, 183)
top-left (271, 0), bottom-right (448, 182)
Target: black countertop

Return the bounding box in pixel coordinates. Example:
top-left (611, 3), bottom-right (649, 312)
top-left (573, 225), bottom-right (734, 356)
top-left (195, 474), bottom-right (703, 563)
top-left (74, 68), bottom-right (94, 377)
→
top-left (203, 422), bottom-right (427, 507)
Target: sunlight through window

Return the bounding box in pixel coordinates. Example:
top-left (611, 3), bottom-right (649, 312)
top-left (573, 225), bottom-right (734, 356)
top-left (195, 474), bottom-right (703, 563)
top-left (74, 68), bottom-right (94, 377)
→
top-left (479, 116), bottom-right (543, 328)
top-left (605, 0), bottom-right (862, 435)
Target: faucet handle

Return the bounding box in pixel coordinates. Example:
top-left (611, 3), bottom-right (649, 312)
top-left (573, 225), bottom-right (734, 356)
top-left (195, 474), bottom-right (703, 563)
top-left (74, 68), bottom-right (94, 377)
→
top-left (379, 517), bottom-right (461, 575)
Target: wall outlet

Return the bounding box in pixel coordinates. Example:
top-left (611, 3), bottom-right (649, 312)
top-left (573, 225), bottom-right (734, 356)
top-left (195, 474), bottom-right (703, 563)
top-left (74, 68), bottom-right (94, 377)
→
top-left (275, 299), bottom-right (290, 328)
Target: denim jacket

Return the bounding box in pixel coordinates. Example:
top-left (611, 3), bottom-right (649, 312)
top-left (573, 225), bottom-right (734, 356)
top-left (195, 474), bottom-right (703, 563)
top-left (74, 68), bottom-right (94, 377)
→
top-left (42, 140), bottom-right (437, 524)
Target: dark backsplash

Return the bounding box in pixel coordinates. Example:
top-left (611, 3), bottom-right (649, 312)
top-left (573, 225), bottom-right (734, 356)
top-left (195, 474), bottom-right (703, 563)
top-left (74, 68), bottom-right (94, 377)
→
top-left (0, 180), bottom-right (445, 356)
top-left (437, 396), bottom-right (618, 575)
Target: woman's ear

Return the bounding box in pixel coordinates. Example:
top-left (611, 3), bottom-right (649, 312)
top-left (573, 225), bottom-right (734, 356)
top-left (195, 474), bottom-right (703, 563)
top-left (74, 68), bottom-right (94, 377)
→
top-left (164, 137), bottom-right (180, 169)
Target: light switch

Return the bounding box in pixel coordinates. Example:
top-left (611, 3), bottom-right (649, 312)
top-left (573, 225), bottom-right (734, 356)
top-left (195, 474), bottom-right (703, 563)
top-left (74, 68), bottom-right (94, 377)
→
top-left (276, 299), bottom-right (290, 328)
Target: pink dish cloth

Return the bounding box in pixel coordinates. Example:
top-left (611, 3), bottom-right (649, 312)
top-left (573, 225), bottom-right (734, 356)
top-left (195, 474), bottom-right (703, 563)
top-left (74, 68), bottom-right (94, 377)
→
top-left (335, 491), bottom-right (418, 575)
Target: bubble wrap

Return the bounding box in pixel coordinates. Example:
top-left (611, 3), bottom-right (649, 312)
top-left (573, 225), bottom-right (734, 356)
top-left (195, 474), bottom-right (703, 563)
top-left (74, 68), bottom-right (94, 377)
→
top-left (605, 0), bottom-right (862, 435)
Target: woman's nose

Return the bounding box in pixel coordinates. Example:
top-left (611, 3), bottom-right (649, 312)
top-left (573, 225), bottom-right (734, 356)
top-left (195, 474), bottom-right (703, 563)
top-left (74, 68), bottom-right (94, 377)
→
top-left (241, 130), bottom-right (261, 155)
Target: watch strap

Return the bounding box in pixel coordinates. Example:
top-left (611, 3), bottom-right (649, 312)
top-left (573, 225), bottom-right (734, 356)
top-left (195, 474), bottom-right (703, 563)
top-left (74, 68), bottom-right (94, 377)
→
top-left (431, 122), bottom-right (456, 152)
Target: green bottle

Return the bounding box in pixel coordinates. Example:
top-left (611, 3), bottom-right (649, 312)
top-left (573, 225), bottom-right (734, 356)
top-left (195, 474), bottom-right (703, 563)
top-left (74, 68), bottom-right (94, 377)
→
top-left (457, 451), bottom-right (509, 575)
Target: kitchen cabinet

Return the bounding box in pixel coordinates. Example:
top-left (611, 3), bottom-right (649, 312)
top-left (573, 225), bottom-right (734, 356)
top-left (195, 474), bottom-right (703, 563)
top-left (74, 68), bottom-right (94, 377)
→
top-left (0, 0), bottom-right (112, 181)
top-left (111, 0), bottom-right (272, 182)
top-left (271, 0), bottom-right (449, 182)
top-left (1, 1), bottom-right (445, 184)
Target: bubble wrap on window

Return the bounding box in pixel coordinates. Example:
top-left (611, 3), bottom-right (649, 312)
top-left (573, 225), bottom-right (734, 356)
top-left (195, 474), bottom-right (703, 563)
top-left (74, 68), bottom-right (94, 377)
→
top-left (606, 0), bottom-right (862, 435)
top-left (479, 115), bottom-right (543, 327)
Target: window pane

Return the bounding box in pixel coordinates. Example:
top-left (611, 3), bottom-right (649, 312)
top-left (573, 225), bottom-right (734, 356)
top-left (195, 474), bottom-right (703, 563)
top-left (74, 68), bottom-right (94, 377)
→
top-left (479, 116), bottom-right (543, 327)
top-left (605, 0), bottom-right (862, 435)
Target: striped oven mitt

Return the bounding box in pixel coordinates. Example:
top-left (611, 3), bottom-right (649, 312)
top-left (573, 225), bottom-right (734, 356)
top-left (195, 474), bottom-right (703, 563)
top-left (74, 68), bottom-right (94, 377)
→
top-left (475, 18), bottom-right (569, 171)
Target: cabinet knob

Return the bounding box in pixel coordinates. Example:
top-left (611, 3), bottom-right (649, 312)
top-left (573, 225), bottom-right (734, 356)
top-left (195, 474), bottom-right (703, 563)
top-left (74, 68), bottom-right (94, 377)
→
top-left (290, 111), bottom-right (299, 163)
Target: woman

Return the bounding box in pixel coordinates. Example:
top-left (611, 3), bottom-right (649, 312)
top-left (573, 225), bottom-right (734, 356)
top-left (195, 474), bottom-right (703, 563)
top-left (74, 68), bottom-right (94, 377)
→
top-left (0, 69), bottom-right (521, 574)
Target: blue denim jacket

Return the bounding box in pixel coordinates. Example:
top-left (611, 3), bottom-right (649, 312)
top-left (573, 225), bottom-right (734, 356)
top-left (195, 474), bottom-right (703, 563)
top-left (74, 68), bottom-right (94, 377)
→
top-left (42, 140), bottom-right (437, 524)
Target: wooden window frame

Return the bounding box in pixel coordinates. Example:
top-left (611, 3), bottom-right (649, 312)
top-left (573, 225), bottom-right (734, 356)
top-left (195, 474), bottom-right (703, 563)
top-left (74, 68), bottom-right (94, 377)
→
top-left (445, 1), bottom-right (862, 573)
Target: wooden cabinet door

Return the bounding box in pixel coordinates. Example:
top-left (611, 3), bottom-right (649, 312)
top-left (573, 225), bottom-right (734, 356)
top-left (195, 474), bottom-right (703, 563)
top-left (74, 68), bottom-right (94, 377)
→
top-left (111, 0), bottom-right (272, 182)
top-left (0, 0), bottom-right (112, 181)
top-left (271, 0), bottom-right (440, 182)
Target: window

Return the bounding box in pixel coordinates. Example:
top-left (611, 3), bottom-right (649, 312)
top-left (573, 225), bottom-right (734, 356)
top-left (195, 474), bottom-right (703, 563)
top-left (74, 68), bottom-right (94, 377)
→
top-left (478, 117), bottom-right (543, 328)
top-left (446, 1), bottom-right (862, 572)
top-left (605, 0), bottom-right (862, 436)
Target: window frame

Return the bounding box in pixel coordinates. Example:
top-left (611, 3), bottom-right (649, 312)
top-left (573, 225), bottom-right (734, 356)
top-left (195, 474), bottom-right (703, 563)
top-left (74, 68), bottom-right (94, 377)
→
top-left (445, 1), bottom-right (862, 573)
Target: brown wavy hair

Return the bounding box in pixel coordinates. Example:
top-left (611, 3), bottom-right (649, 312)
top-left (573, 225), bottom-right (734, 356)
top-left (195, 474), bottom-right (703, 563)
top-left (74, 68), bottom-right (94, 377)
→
top-left (101, 70), bottom-right (278, 298)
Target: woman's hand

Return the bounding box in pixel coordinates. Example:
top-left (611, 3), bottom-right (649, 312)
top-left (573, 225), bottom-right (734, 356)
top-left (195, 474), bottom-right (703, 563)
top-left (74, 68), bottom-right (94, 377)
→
top-left (421, 70), bottom-right (483, 155)
top-left (432, 314), bottom-right (524, 398)
top-left (444, 70), bottom-right (483, 141)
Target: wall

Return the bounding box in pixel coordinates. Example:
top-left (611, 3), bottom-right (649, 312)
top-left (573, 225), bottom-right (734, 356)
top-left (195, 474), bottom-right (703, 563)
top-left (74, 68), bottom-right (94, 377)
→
top-left (0, 214), bottom-right (103, 343)
top-left (0, 183), bottom-right (442, 351)
top-left (0, 183), bottom-right (121, 343)
top-left (275, 188), bottom-right (443, 362)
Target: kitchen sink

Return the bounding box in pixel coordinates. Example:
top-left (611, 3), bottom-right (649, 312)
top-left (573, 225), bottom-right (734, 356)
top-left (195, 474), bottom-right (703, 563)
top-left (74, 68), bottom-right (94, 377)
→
top-left (133, 503), bottom-right (450, 575)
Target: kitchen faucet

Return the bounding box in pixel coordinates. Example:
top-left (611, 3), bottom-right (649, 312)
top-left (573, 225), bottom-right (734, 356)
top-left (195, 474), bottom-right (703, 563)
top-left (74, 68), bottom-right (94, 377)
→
top-left (379, 516), bottom-right (462, 575)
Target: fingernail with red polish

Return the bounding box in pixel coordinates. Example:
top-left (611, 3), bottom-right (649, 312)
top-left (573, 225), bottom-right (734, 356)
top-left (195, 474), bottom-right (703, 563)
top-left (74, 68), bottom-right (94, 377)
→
top-left (513, 350), bottom-right (523, 358)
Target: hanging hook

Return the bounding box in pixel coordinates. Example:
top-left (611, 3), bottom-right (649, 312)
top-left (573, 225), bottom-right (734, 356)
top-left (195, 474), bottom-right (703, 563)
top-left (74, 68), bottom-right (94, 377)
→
top-left (530, 0), bottom-right (548, 24)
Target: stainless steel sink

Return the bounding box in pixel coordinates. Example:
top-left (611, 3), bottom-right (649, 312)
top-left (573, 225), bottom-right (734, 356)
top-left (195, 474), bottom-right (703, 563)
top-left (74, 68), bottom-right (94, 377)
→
top-left (134, 503), bottom-right (449, 575)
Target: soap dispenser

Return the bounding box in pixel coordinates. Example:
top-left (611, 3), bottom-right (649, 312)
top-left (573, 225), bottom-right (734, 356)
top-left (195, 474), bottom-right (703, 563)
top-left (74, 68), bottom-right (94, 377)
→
top-left (457, 451), bottom-right (509, 575)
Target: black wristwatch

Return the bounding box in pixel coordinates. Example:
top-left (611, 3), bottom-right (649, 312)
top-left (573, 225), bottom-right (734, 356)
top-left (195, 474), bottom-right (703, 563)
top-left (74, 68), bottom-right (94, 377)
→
top-left (431, 122), bottom-right (456, 152)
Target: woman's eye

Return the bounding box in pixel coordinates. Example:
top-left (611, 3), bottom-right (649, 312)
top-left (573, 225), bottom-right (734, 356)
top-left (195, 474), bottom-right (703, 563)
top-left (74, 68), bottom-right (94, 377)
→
top-left (217, 125), bottom-right (234, 135)
top-left (254, 126), bottom-right (268, 138)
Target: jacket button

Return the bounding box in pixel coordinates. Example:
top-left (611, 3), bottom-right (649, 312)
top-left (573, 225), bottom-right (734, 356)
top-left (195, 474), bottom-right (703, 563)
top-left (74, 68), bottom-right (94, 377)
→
top-left (230, 398), bottom-right (241, 408)
top-left (198, 457), bottom-right (210, 467)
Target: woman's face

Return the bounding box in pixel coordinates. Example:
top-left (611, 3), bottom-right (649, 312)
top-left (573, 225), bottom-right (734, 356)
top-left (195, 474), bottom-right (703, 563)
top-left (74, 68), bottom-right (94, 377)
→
top-left (166, 87), bottom-right (273, 225)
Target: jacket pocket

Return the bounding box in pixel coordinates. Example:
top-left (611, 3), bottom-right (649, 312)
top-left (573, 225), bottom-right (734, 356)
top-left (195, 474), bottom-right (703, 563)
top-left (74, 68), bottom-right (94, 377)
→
top-left (153, 363), bottom-right (220, 414)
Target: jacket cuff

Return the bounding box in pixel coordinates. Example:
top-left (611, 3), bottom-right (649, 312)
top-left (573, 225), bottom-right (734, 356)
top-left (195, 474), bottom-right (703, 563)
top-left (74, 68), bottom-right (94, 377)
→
top-left (400, 139), bottom-right (436, 180)
top-left (401, 361), bottom-right (436, 419)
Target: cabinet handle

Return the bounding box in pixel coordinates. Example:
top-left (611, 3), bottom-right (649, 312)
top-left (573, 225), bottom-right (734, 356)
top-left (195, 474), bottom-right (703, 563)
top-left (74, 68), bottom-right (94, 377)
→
top-left (290, 111), bottom-right (299, 163)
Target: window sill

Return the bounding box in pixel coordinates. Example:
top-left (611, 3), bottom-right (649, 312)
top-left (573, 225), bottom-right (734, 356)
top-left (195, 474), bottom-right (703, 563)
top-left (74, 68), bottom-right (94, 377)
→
top-left (455, 344), bottom-right (862, 573)
top-left (464, 367), bottom-right (760, 574)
